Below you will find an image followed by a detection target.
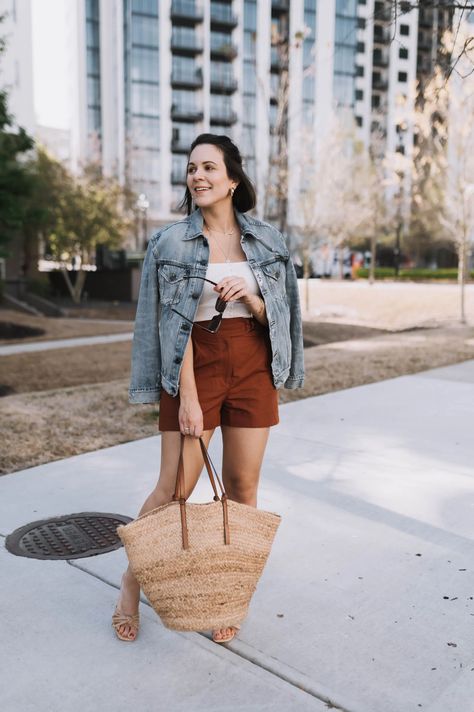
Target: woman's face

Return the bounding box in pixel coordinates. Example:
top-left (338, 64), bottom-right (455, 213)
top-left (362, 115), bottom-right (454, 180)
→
top-left (186, 143), bottom-right (237, 208)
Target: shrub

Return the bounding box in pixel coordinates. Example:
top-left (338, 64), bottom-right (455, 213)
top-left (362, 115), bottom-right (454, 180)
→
top-left (355, 268), bottom-right (474, 280)
top-left (26, 276), bottom-right (52, 298)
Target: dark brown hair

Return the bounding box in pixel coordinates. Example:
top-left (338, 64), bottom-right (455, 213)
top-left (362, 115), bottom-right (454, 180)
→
top-left (177, 133), bottom-right (257, 215)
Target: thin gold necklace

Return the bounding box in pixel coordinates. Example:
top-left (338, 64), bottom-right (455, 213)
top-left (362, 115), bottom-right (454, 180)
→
top-left (204, 223), bottom-right (238, 263)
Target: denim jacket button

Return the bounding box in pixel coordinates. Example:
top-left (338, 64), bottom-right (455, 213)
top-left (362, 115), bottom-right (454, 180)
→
top-left (182, 324), bottom-right (190, 332)
top-left (174, 356), bottom-right (181, 364)
top-left (192, 292), bottom-right (199, 299)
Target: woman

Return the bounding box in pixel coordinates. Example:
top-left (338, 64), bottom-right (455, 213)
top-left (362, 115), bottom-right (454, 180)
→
top-left (112, 133), bottom-right (304, 644)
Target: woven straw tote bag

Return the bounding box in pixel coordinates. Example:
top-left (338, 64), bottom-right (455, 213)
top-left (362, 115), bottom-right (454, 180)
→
top-left (116, 435), bottom-right (281, 631)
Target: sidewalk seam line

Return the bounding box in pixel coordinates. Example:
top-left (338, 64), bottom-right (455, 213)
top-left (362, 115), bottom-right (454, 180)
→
top-left (66, 559), bottom-right (356, 712)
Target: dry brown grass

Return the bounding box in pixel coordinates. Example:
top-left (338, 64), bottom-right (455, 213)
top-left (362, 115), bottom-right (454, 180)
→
top-left (0, 379), bottom-right (158, 475)
top-left (2, 342), bottom-right (132, 395)
top-left (280, 325), bottom-right (474, 404)
top-left (1, 323), bottom-right (474, 474)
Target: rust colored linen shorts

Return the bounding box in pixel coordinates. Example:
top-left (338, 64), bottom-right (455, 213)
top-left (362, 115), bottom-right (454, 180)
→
top-left (158, 317), bottom-right (279, 431)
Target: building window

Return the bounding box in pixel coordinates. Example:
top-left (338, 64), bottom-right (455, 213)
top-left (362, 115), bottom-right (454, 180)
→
top-left (371, 94), bottom-right (380, 108)
top-left (132, 116), bottom-right (160, 148)
top-left (398, 71), bottom-right (408, 82)
top-left (334, 75), bottom-right (356, 107)
top-left (400, 24), bottom-right (409, 36)
top-left (357, 41), bottom-right (365, 53)
top-left (399, 47), bottom-right (408, 59)
top-left (356, 65), bottom-right (364, 77)
top-left (334, 45), bottom-right (357, 74)
top-left (356, 115), bottom-right (363, 126)
top-left (131, 14), bottom-right (159, 46)
top-left (356, 88), bottom-right (363, 100)
top-left (357, 17), bottom-right (366, 29)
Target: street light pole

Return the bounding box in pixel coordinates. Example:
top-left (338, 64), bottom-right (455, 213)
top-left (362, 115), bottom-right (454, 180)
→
top-left (136, 193), bottom-right (150, 252)
top-left (394, 171), bottom-right (403, 277)
top-left (394, 122), bottom-right (407, 277)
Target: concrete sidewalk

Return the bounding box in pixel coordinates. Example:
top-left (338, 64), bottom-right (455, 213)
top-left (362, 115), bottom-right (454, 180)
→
top-left (0, 332), bottom-right (133, 356)
top-left (1, 360), bottom-right (474, 712)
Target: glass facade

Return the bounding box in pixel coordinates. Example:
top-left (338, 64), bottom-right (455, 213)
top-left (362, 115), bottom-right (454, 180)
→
top-left (303, 0), bottom-right (317, 127)
top-left (209, 1), bottom-right (236, 131)
top-left (170, 0), bottom-right (206, 202)
top-left (242, 0), bottom-right (257, 183)
top-left (83, 1), bottom-right (368, 220)
top-left (333, 0), bottom-right (357, 108)
top-left (124, 0), bottom-right (160, 204)
top-left (86, 0), bottom-right (102, 141)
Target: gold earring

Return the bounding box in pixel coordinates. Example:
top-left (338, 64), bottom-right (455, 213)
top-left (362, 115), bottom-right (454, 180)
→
top-left (230, 186), bottom-right (235, 197)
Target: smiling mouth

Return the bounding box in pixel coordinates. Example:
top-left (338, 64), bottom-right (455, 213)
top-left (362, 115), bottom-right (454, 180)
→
top-left (194, 187), bottom-right (211, 193)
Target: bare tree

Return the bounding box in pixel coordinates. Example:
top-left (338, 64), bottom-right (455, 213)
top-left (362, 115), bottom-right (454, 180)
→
top-left (292, 116), bottom-right (382, 307)
top-left (412, 27), bottom-right (474, 322)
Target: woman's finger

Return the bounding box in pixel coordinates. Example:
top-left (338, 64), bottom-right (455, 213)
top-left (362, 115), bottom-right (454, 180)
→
top-left (220, 279), bottom-right (246, 300)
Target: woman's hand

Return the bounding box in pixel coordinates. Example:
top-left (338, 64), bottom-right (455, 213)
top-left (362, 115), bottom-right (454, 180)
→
top-left (178, 395), bottom-right (203, 438)
top-left (214, 276), bottom-right (268, 325)
top-left (214, 276), bottom-right (251, 303)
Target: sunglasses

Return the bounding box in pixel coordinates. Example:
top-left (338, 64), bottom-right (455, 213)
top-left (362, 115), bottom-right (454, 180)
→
top-left (171, 275), bottom-right (227, 333)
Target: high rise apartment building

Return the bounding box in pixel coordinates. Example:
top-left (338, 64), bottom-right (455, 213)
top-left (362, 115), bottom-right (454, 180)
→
top-left (0, 0), bottom-right (34, 134)
top-left (68, 0), bottom-right (453, 236)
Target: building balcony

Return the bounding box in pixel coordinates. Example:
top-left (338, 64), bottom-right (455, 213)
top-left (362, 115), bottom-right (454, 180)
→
top-left (373, 3), bottom-right (391, 22)
top-left (418, 12), bottom-right (433, 29)
top-left (210, 74), bottom-right (238, 93)
top-left (372, 77), bottom-right (388, 91)
top-left (171, 104), bottom-right (204, 122)
top-left (271, 0), bottom-right (289, 13)
top-left (418, 36), bottom-right (433, 51)
top-left (270, 47), bottom-right (288, 71)
top-left (171, 67), bottom-right (203, 89)
top-left (210, 5), bottom-right (238, 29)
top-left (210, 39), bottom-right (238, 59)
top-left (171, 170), bottom-right (187, 184)
top-left (210, 106), bottom-right (238, 125)
top-left (373, 28), bottom-right (390, 45)
top-left (170, 0), bottom-right (203, 24)
top-left (170, 36), bottom-right (203, 55)
top-left (372, 53), bottom-right (389, 68)
top-left (171, 136), bottom-right (193, 152)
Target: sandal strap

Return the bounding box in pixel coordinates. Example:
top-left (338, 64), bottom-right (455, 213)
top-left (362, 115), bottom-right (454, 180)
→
top-left (112, 609), bottom-right (139, 628)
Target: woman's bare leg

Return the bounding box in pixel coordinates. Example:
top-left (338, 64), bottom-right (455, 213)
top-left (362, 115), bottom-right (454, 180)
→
top-left (115, 429), bottom-right (215, 639)
top-left (212, 426), bottom-right (270, 641)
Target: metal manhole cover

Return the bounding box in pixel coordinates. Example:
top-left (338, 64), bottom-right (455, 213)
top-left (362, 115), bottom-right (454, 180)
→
top-left (5, 512), bottom-right (133, 560)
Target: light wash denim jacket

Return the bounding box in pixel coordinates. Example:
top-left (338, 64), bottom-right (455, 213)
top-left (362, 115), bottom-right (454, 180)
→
top-left (129, 207), bottom-right (304, 403)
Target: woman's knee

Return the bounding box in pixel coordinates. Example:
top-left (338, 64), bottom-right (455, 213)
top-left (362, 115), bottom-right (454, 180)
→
top-left (224, 470), bottom-right (259, 504)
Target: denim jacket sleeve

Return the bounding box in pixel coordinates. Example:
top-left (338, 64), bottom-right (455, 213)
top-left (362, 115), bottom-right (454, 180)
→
top-left (128, 236), bottom-right (162, 404)
top-left (284, 254), bottom-right (305, 389)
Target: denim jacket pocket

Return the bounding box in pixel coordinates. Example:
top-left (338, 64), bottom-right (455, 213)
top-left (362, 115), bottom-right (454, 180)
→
top-left (261, 258), bottom-right (287, 300)
top-left (157, 264), bottom-right (188, 305)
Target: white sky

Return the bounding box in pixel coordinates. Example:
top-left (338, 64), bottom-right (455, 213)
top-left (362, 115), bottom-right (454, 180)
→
top-left (31, 0), bottom-right (70, 129)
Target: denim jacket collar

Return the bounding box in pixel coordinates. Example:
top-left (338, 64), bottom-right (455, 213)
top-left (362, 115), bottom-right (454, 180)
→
top-left (182, 207), bottom-right (260, 240)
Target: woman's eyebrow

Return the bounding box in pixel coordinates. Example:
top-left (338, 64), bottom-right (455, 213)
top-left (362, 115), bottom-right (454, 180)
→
top-left (187, 160), bottom-right (218, 166)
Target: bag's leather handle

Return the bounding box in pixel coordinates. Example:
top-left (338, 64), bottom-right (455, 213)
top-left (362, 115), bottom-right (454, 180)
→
top-left (172, 435), bottom-right (230, 549)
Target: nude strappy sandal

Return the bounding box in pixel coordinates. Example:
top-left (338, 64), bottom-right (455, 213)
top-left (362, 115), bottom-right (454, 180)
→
top-left (111, 607), bottom-right (140, 642)
top-left (212, 624), bottom-right (240, 644)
